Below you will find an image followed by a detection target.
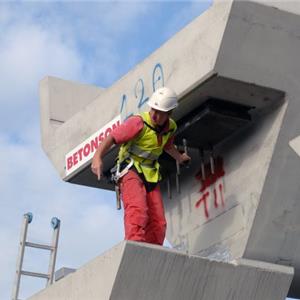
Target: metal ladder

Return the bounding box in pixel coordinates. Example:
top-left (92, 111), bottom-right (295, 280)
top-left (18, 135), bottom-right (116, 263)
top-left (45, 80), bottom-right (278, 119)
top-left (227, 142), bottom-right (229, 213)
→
top-left (12, 212), bottom-right (61, 300)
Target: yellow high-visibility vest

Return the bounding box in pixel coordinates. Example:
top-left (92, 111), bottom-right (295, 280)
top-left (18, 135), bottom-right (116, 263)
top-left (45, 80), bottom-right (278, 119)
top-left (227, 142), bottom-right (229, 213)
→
top-left (118, 112), bottom-right (177, 183)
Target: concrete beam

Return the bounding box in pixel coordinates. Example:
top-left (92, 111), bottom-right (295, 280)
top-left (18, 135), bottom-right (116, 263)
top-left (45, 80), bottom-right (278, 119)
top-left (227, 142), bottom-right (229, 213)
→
top-left (40, 76), bottom-right (103, 161)
top-left (28, 241), bottom-right (293, 300)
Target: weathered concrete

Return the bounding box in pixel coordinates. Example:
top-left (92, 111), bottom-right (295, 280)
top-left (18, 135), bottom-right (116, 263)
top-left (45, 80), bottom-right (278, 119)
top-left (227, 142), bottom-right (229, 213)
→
top-left (55, 267), bottom-right (76, 282)
top-left (210, 1), bottom-right (300, 297)
top-left (40, 76), bottom-right (103, 165)
top-left (289, 135), bottom-right (300, 158)
top-left (29, 242), bottom-right (124, 300)
top-left (245, 0), bottom-right (300, 15)
top-left (39, 0), bottom-right (300, 298)
top-left (28, 241), bottom-right (293, 300)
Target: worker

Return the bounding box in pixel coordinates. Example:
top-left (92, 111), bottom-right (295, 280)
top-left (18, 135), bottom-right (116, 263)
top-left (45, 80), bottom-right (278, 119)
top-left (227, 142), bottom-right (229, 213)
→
top-left (91, 87), bottom-right (191, 245)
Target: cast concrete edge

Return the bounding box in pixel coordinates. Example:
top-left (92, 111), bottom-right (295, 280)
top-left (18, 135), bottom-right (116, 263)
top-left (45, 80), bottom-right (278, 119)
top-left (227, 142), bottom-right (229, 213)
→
top-left (39, 76), bottom-right (103, 154)
top-left (27, 241), bottom-right (127, 300)
top-left (28, 241), bottom-right (294, 300)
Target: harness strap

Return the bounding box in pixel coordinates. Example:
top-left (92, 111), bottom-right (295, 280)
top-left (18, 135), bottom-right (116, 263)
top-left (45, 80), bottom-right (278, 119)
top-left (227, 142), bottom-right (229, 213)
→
top-left (111, 157), bottom-right (134, 183)
top-left (143, 120), bottom-right (174, 135)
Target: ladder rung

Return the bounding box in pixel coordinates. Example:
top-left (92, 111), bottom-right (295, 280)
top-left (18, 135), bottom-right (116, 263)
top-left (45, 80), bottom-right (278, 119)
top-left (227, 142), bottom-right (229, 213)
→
top-left (21, 270), bottom-right (50, 279)
top-left (25, 242), bottom-right (53, 251)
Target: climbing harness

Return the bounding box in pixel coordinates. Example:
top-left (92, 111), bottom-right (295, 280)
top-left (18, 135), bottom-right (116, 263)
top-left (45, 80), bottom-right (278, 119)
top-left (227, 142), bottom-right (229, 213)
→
top-left (111, 157), bottom-right (134, 210)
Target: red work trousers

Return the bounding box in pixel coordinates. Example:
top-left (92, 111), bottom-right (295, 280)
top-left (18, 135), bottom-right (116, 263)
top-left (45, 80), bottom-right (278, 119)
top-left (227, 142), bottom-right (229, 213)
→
top-left (120, 170), bottom-right (166, 245)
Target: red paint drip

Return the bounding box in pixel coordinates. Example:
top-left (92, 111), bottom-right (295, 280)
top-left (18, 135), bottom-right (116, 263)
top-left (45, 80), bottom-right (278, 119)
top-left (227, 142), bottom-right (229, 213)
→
top-left (219, 183), bottom-right (225, 207)
top-left (195, 191), bottom-right (210, 218)
top-left (213, 188), bottom-right (218, 208)
top-left (195, 157), bottom-right (226, 217)
top-left (195, 157), bottom-right (225, 192)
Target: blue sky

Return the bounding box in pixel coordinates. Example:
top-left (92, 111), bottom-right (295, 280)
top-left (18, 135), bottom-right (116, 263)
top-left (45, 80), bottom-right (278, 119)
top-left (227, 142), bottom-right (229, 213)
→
top-left (0, 1), bottom-right (214, 299)
top-left (0, 1), bottom-right (296, 299)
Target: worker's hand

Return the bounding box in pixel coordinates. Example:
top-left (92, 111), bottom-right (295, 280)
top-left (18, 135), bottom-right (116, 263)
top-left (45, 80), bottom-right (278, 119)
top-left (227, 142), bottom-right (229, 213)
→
top-left (91, 156), bottom-right (103, 181)
top-left (179, 152), bottom-right (191, 164)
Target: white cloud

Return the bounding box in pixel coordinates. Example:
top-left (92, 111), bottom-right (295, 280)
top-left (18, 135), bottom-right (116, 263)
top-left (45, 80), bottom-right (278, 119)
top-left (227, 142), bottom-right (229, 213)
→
top-left (0, 2), bottom-right (156, 138)
top-left (0, 21), bottom-right (84, 137)
top-left (61, 2), bottom-right (153, 85)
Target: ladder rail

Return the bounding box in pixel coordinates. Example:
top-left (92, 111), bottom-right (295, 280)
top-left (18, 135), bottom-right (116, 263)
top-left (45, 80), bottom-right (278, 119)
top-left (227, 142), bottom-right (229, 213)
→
top-left (47, 218), bottom-right (61, 286)
top-left (12, 213), bottom-right (31, 300)
top-left (11, 213), bottom-right (61, 300)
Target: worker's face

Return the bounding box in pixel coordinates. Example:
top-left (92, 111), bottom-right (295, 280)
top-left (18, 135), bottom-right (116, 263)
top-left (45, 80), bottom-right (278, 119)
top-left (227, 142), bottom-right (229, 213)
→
top-left (150, 108), bottom-right (171, 126)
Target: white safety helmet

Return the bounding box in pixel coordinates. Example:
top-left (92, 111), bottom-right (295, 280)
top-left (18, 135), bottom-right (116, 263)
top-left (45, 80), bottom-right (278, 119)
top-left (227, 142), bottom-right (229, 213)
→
top-left (148, 87), bottom-right (178, 112)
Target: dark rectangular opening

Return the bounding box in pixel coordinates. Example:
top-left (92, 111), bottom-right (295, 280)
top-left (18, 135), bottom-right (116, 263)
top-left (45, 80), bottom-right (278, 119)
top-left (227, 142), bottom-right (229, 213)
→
top-left (159, 98), bottom-right (253, 176)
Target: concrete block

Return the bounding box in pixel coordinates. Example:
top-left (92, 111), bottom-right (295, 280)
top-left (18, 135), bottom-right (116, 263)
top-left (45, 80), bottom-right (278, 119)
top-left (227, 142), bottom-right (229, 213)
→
top-left (28, 241), bottom-right (293, 300)
top-left (29, 242), bottom-right (125, 300)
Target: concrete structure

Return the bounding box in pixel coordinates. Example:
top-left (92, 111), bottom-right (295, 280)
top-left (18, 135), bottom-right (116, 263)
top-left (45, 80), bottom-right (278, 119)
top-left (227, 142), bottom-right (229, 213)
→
top-left (28, 241), bottom-right (293, 300)
top-left (39, 0), bottom-right (300, 298)
top-left (55, 267), bottom-right (76, 282)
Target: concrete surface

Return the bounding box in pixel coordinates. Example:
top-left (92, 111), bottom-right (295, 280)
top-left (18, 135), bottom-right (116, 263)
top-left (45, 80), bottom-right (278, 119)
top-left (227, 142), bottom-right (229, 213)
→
top-left (40, 76), bottom-right (103, 165)
top-left (55, 267), bottom-right (76, 282)
top-left (39, 0), bottom-right (300, 298)
top-left (289, 135), bottom-right (300, 158)
top-left (28, 241), bottom-right (293, 300)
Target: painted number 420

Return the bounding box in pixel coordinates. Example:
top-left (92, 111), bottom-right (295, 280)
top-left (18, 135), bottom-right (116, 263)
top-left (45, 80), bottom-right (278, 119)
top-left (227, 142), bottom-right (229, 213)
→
top-left (120, 63), bottom-right (164, 121)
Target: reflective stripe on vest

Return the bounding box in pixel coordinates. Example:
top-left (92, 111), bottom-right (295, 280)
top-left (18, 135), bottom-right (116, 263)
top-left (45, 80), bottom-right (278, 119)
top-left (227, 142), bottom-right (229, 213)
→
top-left (128, 144), bottom-right (160, 161)
top-left (118, 112), bottom-right (177, 183)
